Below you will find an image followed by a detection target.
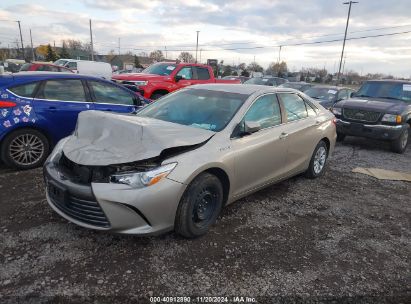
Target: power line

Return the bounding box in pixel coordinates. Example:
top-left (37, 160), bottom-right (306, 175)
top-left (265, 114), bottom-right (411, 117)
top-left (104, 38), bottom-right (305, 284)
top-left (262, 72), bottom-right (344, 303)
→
top-left (92, 23), bottom-right (411, 50)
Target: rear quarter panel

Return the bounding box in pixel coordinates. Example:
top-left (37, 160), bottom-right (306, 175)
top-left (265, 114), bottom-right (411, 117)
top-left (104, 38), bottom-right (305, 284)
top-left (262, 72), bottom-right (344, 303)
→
top-left (0, 88), bottom-right (39, 141)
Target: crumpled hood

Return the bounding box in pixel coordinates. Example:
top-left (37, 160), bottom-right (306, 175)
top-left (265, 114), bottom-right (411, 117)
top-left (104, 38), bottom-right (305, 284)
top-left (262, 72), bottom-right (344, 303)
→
top-left (336, 98), bottom-right (407, 114)
top-left (62, 111), bottom-right (215, 166)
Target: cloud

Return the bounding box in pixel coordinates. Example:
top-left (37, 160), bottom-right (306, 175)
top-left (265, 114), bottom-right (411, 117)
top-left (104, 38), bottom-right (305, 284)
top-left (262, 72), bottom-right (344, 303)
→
top-left (0, 0), bottom-right (410, 77)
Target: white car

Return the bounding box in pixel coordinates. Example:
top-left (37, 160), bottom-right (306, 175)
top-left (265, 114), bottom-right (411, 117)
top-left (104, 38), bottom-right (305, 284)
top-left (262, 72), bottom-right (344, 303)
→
top-left (54, 59), bottom-right (112, 79)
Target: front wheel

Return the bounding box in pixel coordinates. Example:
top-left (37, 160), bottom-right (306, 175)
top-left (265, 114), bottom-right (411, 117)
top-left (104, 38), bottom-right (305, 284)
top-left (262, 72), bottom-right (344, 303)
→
top-left (175, 173), bottom-right (223, 238)
top-left (305, 141), bottom-right (328, 179)
top-left (391, 125), bottom-right (409, 154)
top-left (0, 129), bottom-right (49, 170)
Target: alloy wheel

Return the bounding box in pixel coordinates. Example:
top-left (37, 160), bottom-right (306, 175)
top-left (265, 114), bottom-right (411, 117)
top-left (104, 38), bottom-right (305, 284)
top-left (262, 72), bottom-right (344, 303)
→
top-left (313, 146), bottom-right (327, 174)
top-left (9, 133), bottom-right (45, 166)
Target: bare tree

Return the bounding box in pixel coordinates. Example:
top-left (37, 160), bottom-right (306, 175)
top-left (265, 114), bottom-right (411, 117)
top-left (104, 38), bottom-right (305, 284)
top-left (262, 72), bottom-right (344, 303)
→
top-left (178, 52), bottom-right (195, 63)
top-left (149, 50), bottom-right (164, 62)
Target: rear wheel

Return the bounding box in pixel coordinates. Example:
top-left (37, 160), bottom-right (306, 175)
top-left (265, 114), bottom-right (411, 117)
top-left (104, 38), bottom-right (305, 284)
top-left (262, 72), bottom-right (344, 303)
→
top-left (391, 125), bottom-right (409, 154)
top-left (151, 92), bottom-right (167, 100)
top-left (175, 173), bottom-right (223, 238)
top-left (305, 141), bottom-right (328, 179)
top-left (1, 129), bottom-right (49, 170)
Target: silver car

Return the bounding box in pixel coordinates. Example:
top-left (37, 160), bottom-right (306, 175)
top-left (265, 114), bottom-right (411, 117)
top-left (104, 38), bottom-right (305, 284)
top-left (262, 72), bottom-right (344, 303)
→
top-left (44, 84), bottom-right (336, 238)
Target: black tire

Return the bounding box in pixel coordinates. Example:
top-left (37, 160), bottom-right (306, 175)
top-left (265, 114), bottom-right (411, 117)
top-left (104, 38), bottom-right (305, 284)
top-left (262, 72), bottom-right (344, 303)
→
top-left (336, 132), bottom-right (346, 142)
top-left (305, 140), bottom-right (328, 179)
top-left (0, 128), bottom-right (49, 170)
top-left (151, 92), bottom-right (167, 100)
top-left (175, 172), bottom-right (223, 238)
top-left (391, 125), bottom-right (409, 154)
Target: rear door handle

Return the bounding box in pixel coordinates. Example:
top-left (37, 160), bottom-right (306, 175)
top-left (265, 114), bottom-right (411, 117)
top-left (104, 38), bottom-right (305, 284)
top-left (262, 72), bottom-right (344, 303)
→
top-left (279, 132), bottom-right (288, 139)
top-left (47, 106), bottom-right (57, 112)
top-left (315, 120), bottom-right (322, 126)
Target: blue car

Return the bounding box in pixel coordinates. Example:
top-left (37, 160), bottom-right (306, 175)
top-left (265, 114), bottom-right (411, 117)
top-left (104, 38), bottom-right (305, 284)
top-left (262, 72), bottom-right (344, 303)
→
top-left (0, 72), bottom-right (148, 169)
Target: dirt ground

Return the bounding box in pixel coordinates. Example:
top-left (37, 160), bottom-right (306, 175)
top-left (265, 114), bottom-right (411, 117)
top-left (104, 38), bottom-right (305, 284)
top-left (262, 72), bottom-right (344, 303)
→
top-left (0, 137), bottom-right (410, 304)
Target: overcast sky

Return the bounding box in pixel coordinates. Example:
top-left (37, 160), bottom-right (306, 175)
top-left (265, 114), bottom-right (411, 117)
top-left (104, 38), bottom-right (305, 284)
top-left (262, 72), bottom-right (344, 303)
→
top-left (1, 0), bottom-right (410, 77)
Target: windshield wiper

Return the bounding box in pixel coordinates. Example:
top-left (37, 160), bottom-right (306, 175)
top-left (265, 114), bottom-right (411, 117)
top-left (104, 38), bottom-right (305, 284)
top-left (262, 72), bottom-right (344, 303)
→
top-left (379, 96), bottom-right (402, 101)
top-left (355, 94), bottom-right (372, 98)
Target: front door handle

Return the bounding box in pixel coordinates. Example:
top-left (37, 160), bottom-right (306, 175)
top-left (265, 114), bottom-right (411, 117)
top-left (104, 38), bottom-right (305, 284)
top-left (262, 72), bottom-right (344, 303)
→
top-left (279, 132), bottom-right (288, 139)
top-left (47, 106), bottom-right (57, 112)
top-left (315, 120), bottom-right (322, 126)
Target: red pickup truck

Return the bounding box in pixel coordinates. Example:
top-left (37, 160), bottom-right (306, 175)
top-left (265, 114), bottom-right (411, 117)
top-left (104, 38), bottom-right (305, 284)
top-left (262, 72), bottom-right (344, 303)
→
top-left (112, 62), bottom-right (241, 99)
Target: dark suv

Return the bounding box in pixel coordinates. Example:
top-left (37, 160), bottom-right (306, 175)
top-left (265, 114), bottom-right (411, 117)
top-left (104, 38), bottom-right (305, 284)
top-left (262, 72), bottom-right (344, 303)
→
top-left (332, 80), bottom-right (411, 153)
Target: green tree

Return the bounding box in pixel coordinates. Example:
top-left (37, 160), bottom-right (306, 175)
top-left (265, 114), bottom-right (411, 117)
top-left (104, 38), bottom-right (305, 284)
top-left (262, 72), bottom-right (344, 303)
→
top-left (134, 55), bottom-right (143, 68)
top-left (222, 65), bottom-right (233, 77)
top-left (60, 41), bottom-right (70, 58)
top-left (45, 44), bottom-right (58, 62)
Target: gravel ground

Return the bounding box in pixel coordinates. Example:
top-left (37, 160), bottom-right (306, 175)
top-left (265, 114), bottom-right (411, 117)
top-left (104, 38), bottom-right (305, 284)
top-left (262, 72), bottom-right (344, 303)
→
top-left (0, 137), bottom-right (410, 303)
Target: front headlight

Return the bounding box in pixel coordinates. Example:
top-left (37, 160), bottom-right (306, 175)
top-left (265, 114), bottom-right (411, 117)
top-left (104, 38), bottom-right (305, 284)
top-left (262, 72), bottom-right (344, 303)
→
top-left (381, 114), bottom-right (401, 124)
top-left (331, 107), bottom-right (341, 115)
top-left (47, 137), bottom-right (69, 164)
top-left (109, 163), bottom-right (177, 188)
top-left (132, 80), bottom-right (148, 86)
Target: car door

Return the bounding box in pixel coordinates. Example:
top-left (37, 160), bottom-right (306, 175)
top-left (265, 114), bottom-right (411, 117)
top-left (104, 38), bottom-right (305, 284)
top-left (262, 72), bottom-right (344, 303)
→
top-left (231, 93), bottom-right (289, 197)
top-left (33, 78), bottom-right (93, 142)
top-left (277, 93), bottom-right (322, 175)
top-left (87, 80), bottom-right (141, 113)
top-left (175, 66), bottom-right (194, 87)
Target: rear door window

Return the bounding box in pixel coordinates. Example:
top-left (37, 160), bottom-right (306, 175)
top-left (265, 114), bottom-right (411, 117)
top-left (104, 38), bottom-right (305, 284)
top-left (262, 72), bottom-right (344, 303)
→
top-left (279, 93), bottom-right (308, 122)
top-left (88, 81), bottom-right (136, 105)
top-left (37, 79), bottom-right (86, 102)
top-left (195, 67), bottom-right (211, 80)
top-left (8, 82), bottom-right (38, 98)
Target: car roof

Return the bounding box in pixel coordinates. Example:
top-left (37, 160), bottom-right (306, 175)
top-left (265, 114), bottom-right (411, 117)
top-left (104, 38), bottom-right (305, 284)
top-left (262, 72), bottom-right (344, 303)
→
top-left (189, 83), bottom-right (298, 95)
top-left (310, 85), bottom-right (347, 90)
top-left (0, 72), bottom-right (110, 86)
top-left (365, 79), bottom-right (411, 84)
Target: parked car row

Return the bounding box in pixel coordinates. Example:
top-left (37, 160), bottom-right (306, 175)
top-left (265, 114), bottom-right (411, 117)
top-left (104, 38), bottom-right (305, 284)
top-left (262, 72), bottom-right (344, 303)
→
top-left (112, 62), bottom-right (241, 99)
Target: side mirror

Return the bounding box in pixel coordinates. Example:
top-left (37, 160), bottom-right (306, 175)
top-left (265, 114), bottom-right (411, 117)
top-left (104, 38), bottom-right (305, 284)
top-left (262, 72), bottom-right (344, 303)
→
top-left (244, 121), bottom-right (261, 134)
top-left (175, 75), bottom-right (183, 82)
top-left (350, 92), bottom-right (356, 98)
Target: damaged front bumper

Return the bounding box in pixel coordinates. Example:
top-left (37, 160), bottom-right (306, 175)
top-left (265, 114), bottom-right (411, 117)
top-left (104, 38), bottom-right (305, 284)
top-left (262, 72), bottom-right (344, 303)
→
top-left (44, 158), bottom-right (187, 235)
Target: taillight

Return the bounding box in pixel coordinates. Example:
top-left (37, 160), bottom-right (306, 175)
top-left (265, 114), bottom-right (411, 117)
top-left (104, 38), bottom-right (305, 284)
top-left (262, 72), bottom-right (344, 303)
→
top-left (0, 101), bottom-right (17, 108)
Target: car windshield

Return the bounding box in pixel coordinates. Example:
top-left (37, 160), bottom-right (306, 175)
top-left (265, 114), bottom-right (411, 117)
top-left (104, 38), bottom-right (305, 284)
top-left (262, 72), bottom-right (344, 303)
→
top-left (54, 59), bottom-right (68, 66)
top-left (142, 63), bottom-right (177, 76)
top-left (19, 63), bottom-right (31, 71)
top-left (304, 87), bottom-right (337, 101)
top-left (244, 78), bottom-right (275, 86)
top-left (136, 88), bottom-right (248, 131)
top-left (356, 82), bottom-right (411, 102)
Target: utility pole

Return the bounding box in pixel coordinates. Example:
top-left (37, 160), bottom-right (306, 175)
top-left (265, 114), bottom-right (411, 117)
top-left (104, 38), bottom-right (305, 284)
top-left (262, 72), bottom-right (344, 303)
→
top-left (165, 46), bottom-right (167, 59)
top-left (17, 21), bottom-right (24, 59)
top-left (337, 1), bottom-right (358, 84)
top-left (278, 45), bottom-right (282, 63)
top-left (29, 29), bottom-right (35, 61)
top-left (118, 38), bottom-right (121, 55)
top-left (195, 31), bottom-right (200, 63)
top-left (89, 19), bottom-right (94, 61)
